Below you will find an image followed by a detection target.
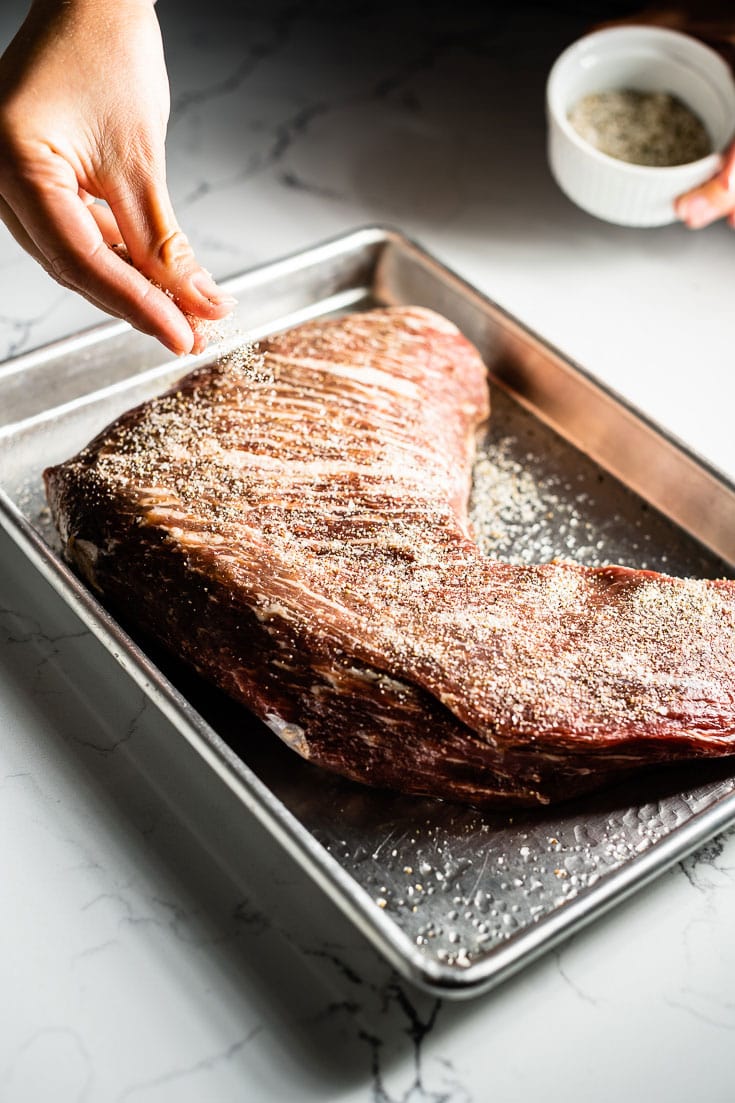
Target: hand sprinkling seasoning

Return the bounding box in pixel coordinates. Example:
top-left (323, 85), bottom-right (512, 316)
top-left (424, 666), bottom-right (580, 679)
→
top-left (569, 89), bottom-right (712, 166)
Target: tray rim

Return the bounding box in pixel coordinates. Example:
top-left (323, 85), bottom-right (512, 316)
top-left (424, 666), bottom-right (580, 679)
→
top-left (2, 223), bottom-right (735, 999)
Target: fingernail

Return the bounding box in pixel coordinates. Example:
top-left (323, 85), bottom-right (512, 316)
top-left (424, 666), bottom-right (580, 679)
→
top-left (164, 342), bottom-right (191, 357)
top-left (190, 269), bottom-right (237, 306)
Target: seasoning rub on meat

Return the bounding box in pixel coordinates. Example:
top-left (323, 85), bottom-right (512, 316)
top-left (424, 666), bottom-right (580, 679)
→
top-left (44, 307), bottom-right (735, 806)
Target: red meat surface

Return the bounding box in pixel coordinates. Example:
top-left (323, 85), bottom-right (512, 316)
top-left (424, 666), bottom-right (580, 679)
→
top-left (44, 307), bottom-right (735, 805)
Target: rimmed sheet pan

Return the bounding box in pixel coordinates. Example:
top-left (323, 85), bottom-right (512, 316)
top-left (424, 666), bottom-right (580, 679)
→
top-left (2, 226), bottom-right (734, 997)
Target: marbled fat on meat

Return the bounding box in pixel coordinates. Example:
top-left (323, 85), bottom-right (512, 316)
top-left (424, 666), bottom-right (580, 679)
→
top-left (44, 308), bottom-right (735, 805)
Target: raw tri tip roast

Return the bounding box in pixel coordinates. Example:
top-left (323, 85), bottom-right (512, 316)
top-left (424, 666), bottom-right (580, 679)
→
top-left (44, 307), bottom-right (735, 805)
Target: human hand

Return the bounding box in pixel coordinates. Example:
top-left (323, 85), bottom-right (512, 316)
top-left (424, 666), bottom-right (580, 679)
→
top-left (0, 0), bottom-right (235, 355)
top-left (675, 143), bottom-right (735, 228)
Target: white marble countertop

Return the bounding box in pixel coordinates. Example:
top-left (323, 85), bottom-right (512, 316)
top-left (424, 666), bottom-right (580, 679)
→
top-left (2, 3), bottom-right (735, 1101)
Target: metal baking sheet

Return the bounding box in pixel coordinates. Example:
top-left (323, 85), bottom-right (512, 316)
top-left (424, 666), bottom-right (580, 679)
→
top-left (2, 225), bottom-right (735, 998)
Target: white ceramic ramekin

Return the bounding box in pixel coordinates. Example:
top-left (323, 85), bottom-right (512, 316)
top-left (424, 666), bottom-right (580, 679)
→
top-left (546, 26), bottom-right (735, 227)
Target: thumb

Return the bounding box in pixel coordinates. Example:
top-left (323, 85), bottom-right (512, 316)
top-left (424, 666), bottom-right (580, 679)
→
top-left (105, 167), bottom-right (236, 321)
top-left (675, 144), bottom-right (735, 228)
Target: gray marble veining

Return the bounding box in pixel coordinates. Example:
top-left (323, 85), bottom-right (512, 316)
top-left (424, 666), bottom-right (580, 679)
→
top-left (2, 1), bottom-right (735, 1101)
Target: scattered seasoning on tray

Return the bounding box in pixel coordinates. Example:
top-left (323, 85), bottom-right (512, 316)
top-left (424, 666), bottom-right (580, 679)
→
top-left (568, 89), bottom-right (712, 166)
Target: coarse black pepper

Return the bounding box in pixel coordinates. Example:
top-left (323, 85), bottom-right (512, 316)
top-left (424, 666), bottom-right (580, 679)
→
top-left (569, 89), bottom-right (711, 166)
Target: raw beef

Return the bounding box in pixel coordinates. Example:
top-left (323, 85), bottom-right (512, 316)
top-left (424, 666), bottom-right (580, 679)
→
top-left (44, 307), bottom-right (735, 805)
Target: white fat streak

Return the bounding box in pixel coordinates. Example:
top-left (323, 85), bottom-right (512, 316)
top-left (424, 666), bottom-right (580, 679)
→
top-left (216, 449), bottom-right (439, 486)
top-left (264, 712), bottom-right (310, 758)
top-left (319, 665), bottom-right (411, 696)
top-left (144, 507), bottom-right (191, 523)
top-left (175, 530), bottom-right (228, 546)
top-left (252, 600), bottom-right (296, 622)
top-left (217, 415), bottom-right (450, 464)
top-left (73, 538), bottom-right (99, 563)
top-left (400, 307), bottom-right (460, 333)
top-left (267, 353), bottom-right (420, 399)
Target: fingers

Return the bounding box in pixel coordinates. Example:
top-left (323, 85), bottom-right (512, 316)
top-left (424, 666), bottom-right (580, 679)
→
top-left (0, 193), bottom-right (131, 322)
top-left (84, 195), bottom-right (228, 354)
top-left (2, 189), bottom-right (122, 264)
top-left (0, 193), bottom-right (46, 266)
top-left (675, 145), bottom-right (735, 229)
top-left (84, 197), bottom-right (126, 244)
top-left (105, 168), bottom-right (236, 322)
top-left (2, 172), bottom-right (197, 354)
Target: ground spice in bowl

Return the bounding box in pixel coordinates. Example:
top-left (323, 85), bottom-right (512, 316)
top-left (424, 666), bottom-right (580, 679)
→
top-left (568, 89), bottom-right (712, 166)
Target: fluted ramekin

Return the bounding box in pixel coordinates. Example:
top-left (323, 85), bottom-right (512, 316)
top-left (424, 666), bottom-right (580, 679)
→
top-left (546, 26), bottom-right (735, 227)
